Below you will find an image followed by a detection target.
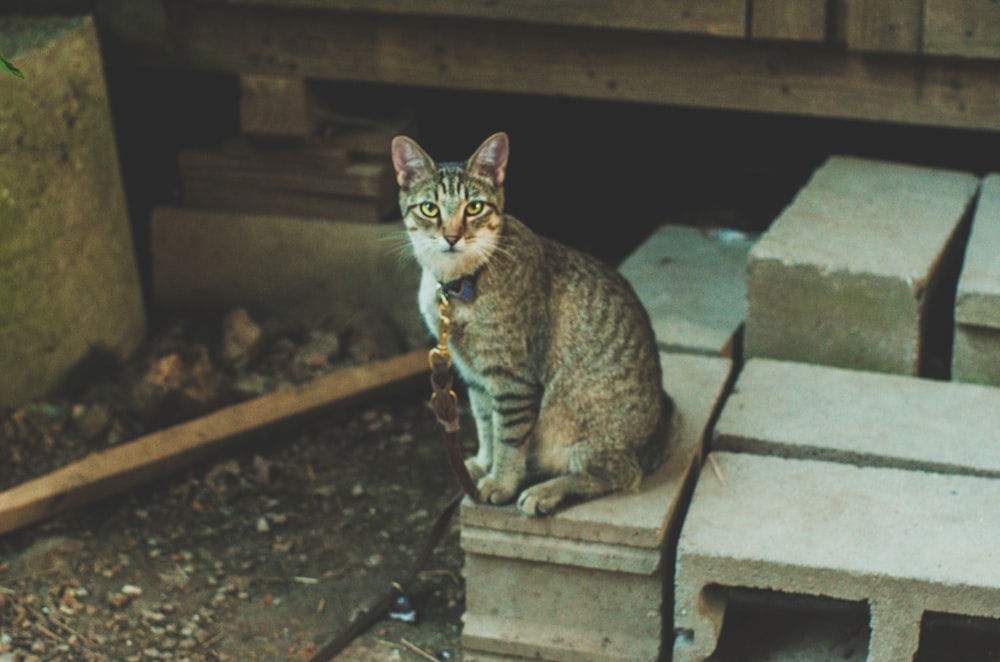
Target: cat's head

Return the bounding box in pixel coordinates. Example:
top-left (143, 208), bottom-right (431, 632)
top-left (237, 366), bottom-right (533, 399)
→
top-left (391, 132), bottom-right (508, 282)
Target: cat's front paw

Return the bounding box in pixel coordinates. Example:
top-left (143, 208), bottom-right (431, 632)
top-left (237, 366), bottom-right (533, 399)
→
top-left (517, 483), bottom-right (564, 516)
top-left (476, 475), bottom-right (518, 506)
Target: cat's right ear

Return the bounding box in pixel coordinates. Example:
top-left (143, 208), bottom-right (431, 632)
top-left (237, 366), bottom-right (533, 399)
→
top-left (392, 136), bottom-right (435, 190)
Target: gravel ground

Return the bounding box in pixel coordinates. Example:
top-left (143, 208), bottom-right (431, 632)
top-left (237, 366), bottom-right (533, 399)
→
top-left (0, 313), bottom-right (469, 661)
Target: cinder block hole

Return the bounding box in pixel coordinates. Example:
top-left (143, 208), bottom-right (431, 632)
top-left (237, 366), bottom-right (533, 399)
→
top-left (915, 612), bottom-right (1000, 661)
top-left (704, 587), bottom-right (869, 662)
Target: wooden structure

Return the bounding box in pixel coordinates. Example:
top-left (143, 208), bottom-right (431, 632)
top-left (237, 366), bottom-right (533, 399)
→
top-left (98, 0), bottom-right (1000, 132)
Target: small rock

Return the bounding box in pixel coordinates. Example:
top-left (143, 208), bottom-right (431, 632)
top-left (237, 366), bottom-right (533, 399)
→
top-left (351, 482), bottom-right (366, 498)
top-left (70, 402), bottom-right (111, 440)
top-left (255, 517), bottom-right (270, 533)
top-left (219, 308), bottom-right (264, 369)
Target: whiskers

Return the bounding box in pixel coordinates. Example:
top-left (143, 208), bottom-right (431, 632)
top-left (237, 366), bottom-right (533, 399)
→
top-left (377, 226), bottom-right (420, 267)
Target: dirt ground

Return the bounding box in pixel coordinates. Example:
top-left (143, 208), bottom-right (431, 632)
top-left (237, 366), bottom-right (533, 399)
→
top-left (0, 314), bottom-right (469, 662)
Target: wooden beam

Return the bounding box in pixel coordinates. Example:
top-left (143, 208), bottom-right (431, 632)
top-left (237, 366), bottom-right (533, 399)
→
top-left (845, 0), bottom-right (923, 53)
top-left (924, 0), bottom-right (1000, 60)
top-left (0, 350), bottom-right (429, 535)
top-left (750, 0), bottom-right (828, 42)
top-left (195, 0), bottom-right (748, 37)
top-left (144, 3), bottom-right (1000, 132)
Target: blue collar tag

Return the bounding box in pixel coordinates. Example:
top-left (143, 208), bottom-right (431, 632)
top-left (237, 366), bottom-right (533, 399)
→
top-left (440, 275), bottom-right (476, 302)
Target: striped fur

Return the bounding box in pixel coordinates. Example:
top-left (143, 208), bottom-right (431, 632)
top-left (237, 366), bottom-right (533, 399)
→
top-left (392, 132), bottom-right (677, 516)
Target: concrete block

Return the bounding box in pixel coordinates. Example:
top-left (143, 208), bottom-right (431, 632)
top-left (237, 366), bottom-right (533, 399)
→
top-left (674, 452), bottom-right (1000, 662)
top-left (954, 174), bottom-right (1000, 386)
top-left (619, 225), bottom-right (754, 357)
top-left (150, 207), bottom-right (423, 342)
top-left (0, 16), bottom-right (145, 405)
top-left (746, 156), bottom-right (979, 375)
top-left (461, 353), bottom-right (733, 661)
top-left (714, 358), bottom-right (1000, 477)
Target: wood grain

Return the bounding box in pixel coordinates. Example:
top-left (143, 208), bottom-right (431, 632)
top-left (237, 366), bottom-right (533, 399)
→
top-left (152, 3), bottom-right (1000, 132)
top-left (750, 0), bottom-right (827, 42)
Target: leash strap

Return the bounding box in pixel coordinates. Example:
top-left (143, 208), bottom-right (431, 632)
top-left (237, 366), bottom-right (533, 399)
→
top-left (307, 289), bottom-right (480, 660)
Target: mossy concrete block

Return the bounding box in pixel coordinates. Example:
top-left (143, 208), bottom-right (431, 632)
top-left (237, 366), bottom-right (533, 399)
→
top-left (461, 353), bottom-right (733, 661)
top-left (954, 174), bottom-right (1000, 386)
top-left (150, 207), bottom-right (423, 342)
top-left (619, 224), bottom-right (754, 357)
top-left (746, 156), bottom-right (978, 375)
top-left (0, 16), bottom-right (145, 405)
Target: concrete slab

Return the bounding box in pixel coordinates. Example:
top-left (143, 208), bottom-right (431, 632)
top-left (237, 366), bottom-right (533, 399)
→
top-left (619, 225), bottom-right (754, 357)
top-left (150, 207), bottom-right (424, 342)
top-left (461, 353), bottom-right (733, 661)
top-left (674, 452), bottom-right (1000, 662)
top-left (954, 174), bottom-right (1000, 386)
top-left (713, 358), bottom-right (1000, 477)
top-left (746, 156), bottom-right (979, 375)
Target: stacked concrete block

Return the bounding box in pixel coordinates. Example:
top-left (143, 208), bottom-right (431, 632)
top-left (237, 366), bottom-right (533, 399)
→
top-left (619, 225), bottom-right (755, 357)
top-left (461, 353), bottom-right (732, 661)
top-left (714, 358), bottom-right (1000, 477)
top-left (746, 156), bottom-right (979, 375)
top-left (954, 174), bottom-right (1000, 386)
top-left (674, 452), bottom-right (1000, 662)
top-left (675, 358), bottom-right (1000, 661)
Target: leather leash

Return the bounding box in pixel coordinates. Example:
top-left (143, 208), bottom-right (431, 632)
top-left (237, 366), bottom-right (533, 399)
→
top-left (307, 289), bottom-right (479, 661)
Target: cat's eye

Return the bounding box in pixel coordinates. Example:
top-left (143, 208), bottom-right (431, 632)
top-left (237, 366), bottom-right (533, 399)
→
top-left (418, 201), bottom-right (440, 218)
top-left (465, 200), bottom-right (485, 216)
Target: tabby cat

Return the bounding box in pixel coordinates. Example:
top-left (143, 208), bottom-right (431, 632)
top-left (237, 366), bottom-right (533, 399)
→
top-left (392, 132), bottom-right (678, 516)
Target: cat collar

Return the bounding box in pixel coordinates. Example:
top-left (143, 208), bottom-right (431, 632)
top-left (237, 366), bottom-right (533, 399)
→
top-left (439, 274), bottom-right (477, 302)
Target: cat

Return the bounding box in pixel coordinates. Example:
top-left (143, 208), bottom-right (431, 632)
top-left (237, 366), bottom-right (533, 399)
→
top-left (392, 132), bottom-right (678, 516)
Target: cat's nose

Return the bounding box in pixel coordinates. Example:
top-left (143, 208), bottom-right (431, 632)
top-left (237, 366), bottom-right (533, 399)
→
top-left (444, 234), bottom-right (461, 247)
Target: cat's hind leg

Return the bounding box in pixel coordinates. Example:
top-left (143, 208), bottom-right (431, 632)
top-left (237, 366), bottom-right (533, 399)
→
top-left (516, 444), bottom-right (642, 516)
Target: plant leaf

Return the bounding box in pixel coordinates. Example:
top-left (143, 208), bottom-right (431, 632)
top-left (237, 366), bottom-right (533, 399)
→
top-left (0, 54), bottom-right (25, 79)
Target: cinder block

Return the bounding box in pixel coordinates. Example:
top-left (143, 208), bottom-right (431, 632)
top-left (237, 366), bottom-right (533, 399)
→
top-left (674, 452), bottom-right (1000, 662)
top-left (746, 156), bottom-right (979, 375)
top-left (619, 225), bottom-right (754, 357)
top-left (461, 353), bottom-right (733, 661)
top-left (713, 358), bottom-right (1000, 477)
top-left (954, 174), bottom-right (1000, 386)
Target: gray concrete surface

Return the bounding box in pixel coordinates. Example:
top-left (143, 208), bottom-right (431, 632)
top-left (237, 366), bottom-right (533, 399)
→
top-left (746, 156), bottom-right (979, 375)
top-left (713, 358), bottom-right (1000, 477)
top-left (954, 173), bottom-right (1000, 386)
top-left (619, 225), bottom-right (754, 357)
top-left (150, 207), bottom-right (424, 342)
top-left (461, 353), bottom-right (732, 661)
top-left (674, 452), bottom-right (1000, 662)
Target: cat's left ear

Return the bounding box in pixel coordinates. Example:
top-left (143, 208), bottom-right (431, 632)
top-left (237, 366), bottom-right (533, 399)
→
top-left (392, 136), bottom-right (435, 190)
top-left (467, 132), bottom-right (508, 186)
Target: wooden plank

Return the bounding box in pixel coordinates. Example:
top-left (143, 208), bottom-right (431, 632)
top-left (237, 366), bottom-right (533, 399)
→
top-left (239, 73), bottom-right (315, 137)
top-left (194, 0), bottom-right (748, 37)
top-left (178, 147), bottom-right (393, 198)
top-left (181, 181), bottom-right (395, 221)
top-left (145, 3), bottom-right (1000, 132)
top-left (0, 350), bottom-right (429, 535)
top-left (750, 0), bottom-right (827, 42)
top-left (924, 0), bottom-right (1000, 60)
top-left (845, 0), bottom-right (923, 53)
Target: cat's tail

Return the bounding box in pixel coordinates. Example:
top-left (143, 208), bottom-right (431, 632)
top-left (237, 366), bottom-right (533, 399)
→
top-left (637, 389), bottom-right (681, 475)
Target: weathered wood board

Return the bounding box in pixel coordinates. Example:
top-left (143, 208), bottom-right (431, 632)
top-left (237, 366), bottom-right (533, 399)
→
top-left (0, 350), bottom-right (429, 535)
